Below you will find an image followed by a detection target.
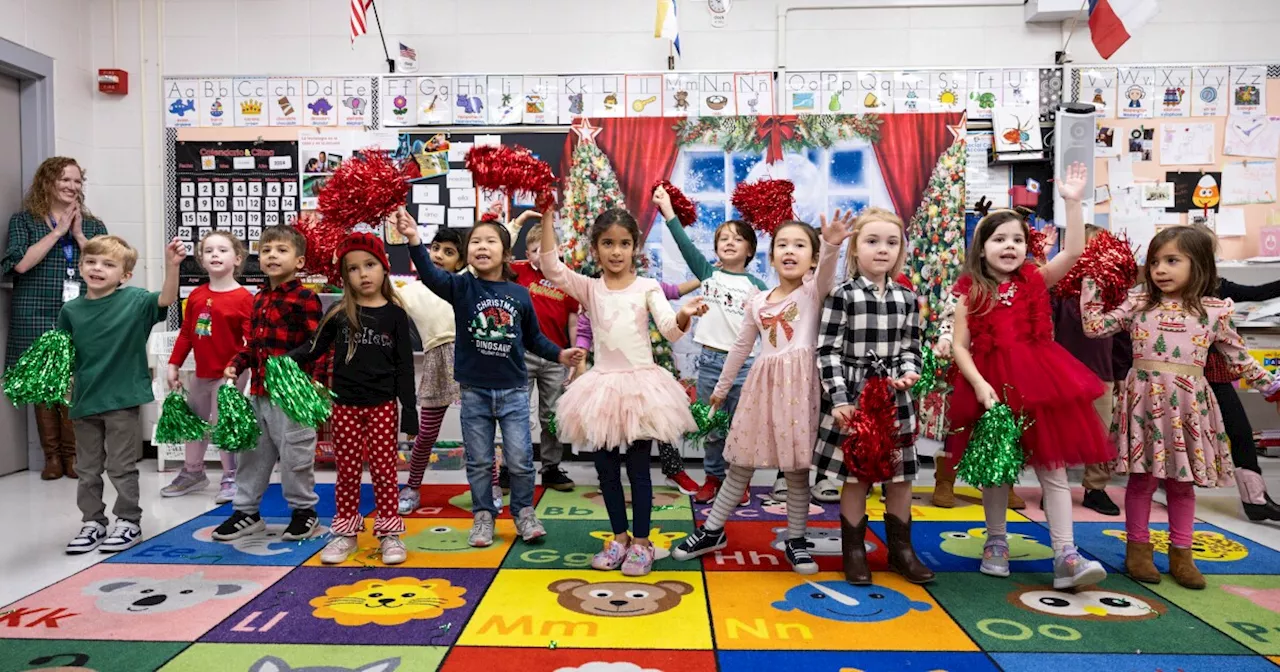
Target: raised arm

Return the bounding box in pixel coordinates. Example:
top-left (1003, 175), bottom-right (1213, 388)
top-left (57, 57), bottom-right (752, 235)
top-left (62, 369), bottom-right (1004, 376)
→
top-left (1218, 278), bottom-right (1280, 303)
top-left (537, 204), bottom-right (595, 305)
top-left (1038, 162), bottom-right (1088, 288)
top-left (675, 278), bottom-right (702, 297)
top-left (712, 300), bottom-right (760, 402)
top-left (396, 207), bottom-right (458, 302)
top-left (158, 238), bottom-right (187, 308)
top-left (1081, 277), bottom-right (1137, 339)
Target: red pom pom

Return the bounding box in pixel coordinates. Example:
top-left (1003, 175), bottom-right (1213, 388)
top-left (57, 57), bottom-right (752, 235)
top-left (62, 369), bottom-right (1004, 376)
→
top-left (1051, 230), bottom-right (1139, 311)
top-left (1027, 227), bottom-right (1048, 264)
top-left (840, 374), bottom-right (901, 484)
top-left (653, 180), bottom-right (697, 227)
top-left (316, 148), bottom-right (414, 231)
top-left (478, 212), bottom-right (501, 223)
top-left (731, 179), bottom-right (795, 236)
top-left (465, 144), bottom-right (557, 212)
top-left (294, 212), bottom-right (346, 285)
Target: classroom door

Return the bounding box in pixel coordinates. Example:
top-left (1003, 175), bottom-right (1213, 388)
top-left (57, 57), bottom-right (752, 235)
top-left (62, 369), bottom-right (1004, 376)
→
top-left (0, 74), bottom-right (28, 475)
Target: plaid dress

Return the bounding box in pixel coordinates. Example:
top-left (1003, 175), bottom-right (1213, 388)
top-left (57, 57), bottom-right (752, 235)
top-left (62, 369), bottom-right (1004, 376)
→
top-left (2, 211), bottom-right (107, 369)
top-left (813, 275), bottom-right (922, 484)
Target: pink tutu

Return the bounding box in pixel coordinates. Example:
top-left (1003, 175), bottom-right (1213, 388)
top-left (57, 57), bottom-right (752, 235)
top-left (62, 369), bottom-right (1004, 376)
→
top-left (723, 346), bottom-right (820, 471)
top-left (556, 365), bottom-right (696, 450)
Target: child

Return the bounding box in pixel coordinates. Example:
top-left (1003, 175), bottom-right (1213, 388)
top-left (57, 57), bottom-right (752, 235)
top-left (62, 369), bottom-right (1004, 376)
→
top-left (213, 226), bottom-right (323, 543)
top-left (809, 208), bottom-right (932, 585)
top-left (1083, 226), bottom-right (1280, 588)
top-left (62, 234), bottom-right (186, 553)
top-left (673, 213), bottom-right (848, 573)
top-left (661, 190), bottom-right (768, 504)
top-left (539, 205), bottom-right (705, 576)
top-left (394, 207), bottom-right (584, 547)
top-left (397, 226), bottom-right (466, 515)
top-left (164, 231), bottom-right (253, 504)
top-left (948, 163), bottom-right (1111, 590)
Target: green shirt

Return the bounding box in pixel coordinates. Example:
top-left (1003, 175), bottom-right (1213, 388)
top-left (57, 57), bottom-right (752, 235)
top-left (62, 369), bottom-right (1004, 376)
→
top-left (57, 286), bottom-right (164, 419)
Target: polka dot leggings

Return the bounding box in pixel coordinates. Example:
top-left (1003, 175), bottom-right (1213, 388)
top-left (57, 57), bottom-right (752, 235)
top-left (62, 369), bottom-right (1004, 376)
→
top-left (331, 401), bottom-right (405, 537)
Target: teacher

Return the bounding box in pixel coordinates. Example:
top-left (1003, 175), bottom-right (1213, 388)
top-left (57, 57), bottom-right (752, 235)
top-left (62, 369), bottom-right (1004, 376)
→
top-left (1, 157), bottom-right (107, 480)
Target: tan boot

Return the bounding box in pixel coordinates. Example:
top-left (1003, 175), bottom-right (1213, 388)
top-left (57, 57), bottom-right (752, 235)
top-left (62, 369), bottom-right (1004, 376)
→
top-left (1124, 540), bottom-right (1161, 584)
top-left (1007, 489), bottom-right (1026, 510)
top-left (1169, 546), bottom-right (1206, 590)
top-left (34, 404), bottom-right (64, 480)
top-left (931, 454), bottom-right (956, 508)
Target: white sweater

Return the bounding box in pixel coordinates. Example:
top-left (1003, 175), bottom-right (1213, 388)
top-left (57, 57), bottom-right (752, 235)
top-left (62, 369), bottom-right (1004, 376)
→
top-left (394, 278), bottom-right (455, 351)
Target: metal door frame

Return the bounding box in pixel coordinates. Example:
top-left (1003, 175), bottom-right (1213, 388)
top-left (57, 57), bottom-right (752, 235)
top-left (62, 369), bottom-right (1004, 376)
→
top-left (0, 38), bottom-right (54, 190)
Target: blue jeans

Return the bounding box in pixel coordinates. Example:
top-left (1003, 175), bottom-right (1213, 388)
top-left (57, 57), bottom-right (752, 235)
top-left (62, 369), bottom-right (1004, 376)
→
top-left (695, 347), bottom-right (753, 480)
top-left (460, 385), bottom-right (535, 516)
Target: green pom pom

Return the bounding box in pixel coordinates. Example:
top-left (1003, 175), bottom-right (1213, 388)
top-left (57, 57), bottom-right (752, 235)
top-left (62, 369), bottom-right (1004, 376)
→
top-left (263, 356), bottom-right (332, 428)
top-left (543, 412), bottom-right (558, 439)
top-left (211, 384), bottom-right (261, 452)
top-left (912, 347), bottom-right (945, 399)
top-left (154, 391), bottom-right (211, 444)
top-left (955, 403), bottom-right (1027, 488)
top-left (686, 401), bottom-right (730, 442)
top-left (3, 329), bottom-right (74, 406)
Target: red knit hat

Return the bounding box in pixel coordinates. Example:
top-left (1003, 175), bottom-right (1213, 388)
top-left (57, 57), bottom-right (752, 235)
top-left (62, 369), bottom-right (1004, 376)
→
top-left (335, 232), bottom-right (389, 271)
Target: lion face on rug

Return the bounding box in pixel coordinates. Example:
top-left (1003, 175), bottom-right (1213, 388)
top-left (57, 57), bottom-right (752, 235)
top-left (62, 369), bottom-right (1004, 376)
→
top-left (309, 577), bottom-right (467, 626)
top-left (1102, 529), bottom-right (1248, 561)
top-left (548, 578), bottom-right (692, 617)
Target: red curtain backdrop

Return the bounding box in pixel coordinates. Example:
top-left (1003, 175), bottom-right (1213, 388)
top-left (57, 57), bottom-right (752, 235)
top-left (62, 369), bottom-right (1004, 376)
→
top-left (870, 112), bottom-right (963, 220)
top-left (559, 117), bottom-right (680, 238)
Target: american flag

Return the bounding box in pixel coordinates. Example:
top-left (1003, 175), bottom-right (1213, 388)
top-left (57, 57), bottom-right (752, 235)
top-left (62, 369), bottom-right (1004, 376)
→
top-left (399, 42), bottom-right (417, 60)
top-left (350, 0), bottom-right (373, 45)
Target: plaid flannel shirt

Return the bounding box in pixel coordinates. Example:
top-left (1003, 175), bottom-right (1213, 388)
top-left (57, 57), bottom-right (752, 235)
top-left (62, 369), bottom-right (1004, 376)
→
top-left (229, 279), bottom-right (324, 396)
top-left (818, 275), bottom-right (923, 408)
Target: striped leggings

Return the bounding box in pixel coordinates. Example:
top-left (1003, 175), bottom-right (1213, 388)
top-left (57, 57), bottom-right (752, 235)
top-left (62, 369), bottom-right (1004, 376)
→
top-left (405, 406), bottom-right (449, 489)
top-left (705, 465), bottom-right (809, 539)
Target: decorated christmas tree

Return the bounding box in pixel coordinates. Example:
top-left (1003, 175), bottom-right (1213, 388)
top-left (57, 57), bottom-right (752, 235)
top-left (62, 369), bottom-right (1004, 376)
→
top-left (905, 137), bottom-right (967, 344)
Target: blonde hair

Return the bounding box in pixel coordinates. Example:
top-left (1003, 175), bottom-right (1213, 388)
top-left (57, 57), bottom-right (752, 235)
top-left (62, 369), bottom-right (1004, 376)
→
top-left (199, 230), bottom-right (247, 274)
top-left (82, 234), bottom-right (138, 273)
top-left (846, 207), bottom-right (907, 280)
top-left (525, 222), bottom-right (554, 246)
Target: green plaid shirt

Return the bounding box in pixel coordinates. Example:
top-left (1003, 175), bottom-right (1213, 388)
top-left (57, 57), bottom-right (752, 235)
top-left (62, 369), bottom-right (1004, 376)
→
top-left (2, 211), bottom-right (107, 369)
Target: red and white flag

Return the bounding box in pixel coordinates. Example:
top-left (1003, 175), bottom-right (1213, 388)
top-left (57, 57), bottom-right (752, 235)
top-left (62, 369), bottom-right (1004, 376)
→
top-left (1088, 0), bottom-right (1159, 59)
top-left (350, 0), bottom-right (374, 45)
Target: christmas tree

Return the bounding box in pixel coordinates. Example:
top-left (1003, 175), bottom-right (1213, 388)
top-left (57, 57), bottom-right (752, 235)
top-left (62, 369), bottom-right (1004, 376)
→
top-left (1154, 334), bottom-right (1168, 355)
top-left (905, 137), bottom-right (967, 344)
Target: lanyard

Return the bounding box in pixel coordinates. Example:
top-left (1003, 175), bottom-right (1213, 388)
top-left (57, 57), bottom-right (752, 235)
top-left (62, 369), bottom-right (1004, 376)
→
top-left (51, 217), bottom-right (75, 278)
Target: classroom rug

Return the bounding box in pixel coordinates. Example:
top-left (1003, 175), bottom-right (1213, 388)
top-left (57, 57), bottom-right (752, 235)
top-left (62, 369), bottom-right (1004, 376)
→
top-left (3, 483), bottom-right (1279, 671)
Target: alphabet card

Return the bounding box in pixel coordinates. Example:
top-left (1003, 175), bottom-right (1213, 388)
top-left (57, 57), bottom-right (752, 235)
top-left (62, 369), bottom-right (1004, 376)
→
top-left (199, 78), bottom-right (233, 127)
top-left (931, 70), bottom-right (967, 113)
top-left (381, 76), bottom-right (417, 127)
top-left (1117, 67), bottom-right (1156, 119)
top-left (968, 70), bottom-right (1002, 119)
top-left (699, 73), bottom-right (736, 117)
top-left (165, 79), bottom-right (199, 127)
top-left (267, 78), bottom-right (303, 126)
top-left (522, 76), bottom-right (559, 124)
top-left (1002, 69), bottom-right (1039, 108)
top-left (453, 76), bottom-right (488, 125)
top-left (1156, 67), bottom-right (1192, 117)
top-left (626, 74), bottom-right (664, 117)
top-left (588, 75), bottom-right (625, 118)
top-left (486, 75), bottom-right (524, 125)
top-left (895, 71), bottom-right (927, 112)
top-left (232, 78), bottom-right (267, 127)
top-left (1079, 67), bottom-right (1117, 117)
top-left (303, 78), bottom-right (337, 126)
top-left (783, 72), bottom-right (820, 114)
top-left (820, 72), bottom-right (856, 115)
top-left (1231, 65), bottom-right (1268, 116)
top-left (1192, 67), bottom-right (1230, 117)
top-left (855, 71), bottom-right (894, 113)
top-left (417, 76), bottom-right (454, 125)
top-left (663, 72), bottom-right (699, 117)
top-left (337, 77), bottom-right (371, 127)
top-left (735, 71), bottom-right (773, 116)
top-left (558, 75), bottom-right (591, 123)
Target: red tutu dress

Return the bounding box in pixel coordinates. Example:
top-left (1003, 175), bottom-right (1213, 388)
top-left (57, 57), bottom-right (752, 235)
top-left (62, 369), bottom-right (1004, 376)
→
top-left (945, 263), bottom-right (1114, 470)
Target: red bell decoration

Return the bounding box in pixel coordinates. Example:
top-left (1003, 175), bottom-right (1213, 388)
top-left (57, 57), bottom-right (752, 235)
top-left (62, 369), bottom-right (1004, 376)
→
top-left (840, 366), bottom-right (901, 484)
top-left (731, 179), bottom-right (795, 236)
top-left (316, 148), bottom-right (414, 232)
top-left (654, 180), bottom-right (697, 227)
top-left (465, 144), bottom-right (557, 211)
top-left (1051, 230), bottom-right (1138, 311)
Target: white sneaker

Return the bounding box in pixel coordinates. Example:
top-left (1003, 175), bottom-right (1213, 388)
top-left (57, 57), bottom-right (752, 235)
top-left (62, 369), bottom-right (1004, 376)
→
top-left (380, 536), bottom-right (407, 565)
top-left (320, 535), bottom-right (359, 564)
top-left (99, 520), bottom-right (143, 553)
top-left (66, 522), bottom-right (107, 555)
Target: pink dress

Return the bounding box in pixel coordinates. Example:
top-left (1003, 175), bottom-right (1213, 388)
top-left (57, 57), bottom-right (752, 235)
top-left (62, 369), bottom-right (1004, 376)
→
top-left (540, 251), bottom-right (696, 450)
top-left (715, 239), bottom-right (840, 471)
top-left (1082, 279), bottom-right (1279, 487)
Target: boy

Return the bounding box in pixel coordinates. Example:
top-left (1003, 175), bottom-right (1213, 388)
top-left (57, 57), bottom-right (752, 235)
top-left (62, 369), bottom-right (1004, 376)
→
top-left (63, 234), bottom-right (187, 554)
top-left (213, 226), bottom-right (324, 542)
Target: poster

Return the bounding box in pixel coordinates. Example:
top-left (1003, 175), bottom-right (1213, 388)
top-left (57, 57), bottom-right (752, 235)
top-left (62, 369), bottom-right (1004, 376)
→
top-left (735, 72), bottom-right (773, 116)
top-left (992, 106), bottom-right (1042, 152)
top-left (381, 77), bottom-right (417, 127)
top-left (232, 78), bottom-right (267, 127)
top-left (1230, 65), bottom-right (1267, 116)
top-left (967, 70), bottom-right (1001, 119)
top-left (1166, 171), bottom-right (1222, 213)
top-left (1222, 160), bottom-right (1277, 205)
top-left (1158, 123), bottom-right (1215, 166)
top-left (523, 76), bottom-right (559, 124)
top-left (1128, 126), bottom-right (1154, 162)
top-left (930, 70), bottom-right (967, 113)
top-left (1225, 115), bottom-right (1280, 158)
top-left (626, 74), bottom-right (664, 117)
top-left (1117, 68), bottom-right (1155, 119)
top-left (663, 73), bottom-right (699, 117)
top-left (1191, 67), bottom-right (1229, 117)
top-left (416, 77), bottom-right (453, 125)
top-left (1095, 122), bottom-right (1120, 158)
top-left (486, 75), bottom-right (523, 125)
top-left (268, 78), bottom-right (303, 127)
top-left (303, 78), bottom-right (338, 126)
top-left (1155, 67), bottom-right (1192, 117)
top-left (1079, 67), bottom-right (1116, 117)
top-left (337, 77), bottom-right (372, 127)
top-left (164, 79), bottom-right (199, 128)
top-left (299, 132), bottom-right (348, 210)
top-left (965, 133), bottom-right (1010, 209)
top-left (199, 78), bottom-right (233, 128)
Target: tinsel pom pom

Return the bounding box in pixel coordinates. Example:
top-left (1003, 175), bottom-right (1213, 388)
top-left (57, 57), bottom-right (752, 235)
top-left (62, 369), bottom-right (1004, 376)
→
top-left (654, 180), bottom-right (697, 227)
top-left (840, 375), bottom-right (900, 484)
top-left (465, 144), bottom-right (557, 211)
top-left (731, 179), bottom-right (796, 236)
top-left (317, 148), bottom-right (414, 232)
top-left (295, 212), bottom-right (346, 285)
top-left (911, 347), bottom-right (945, 399)
top-left (264, 356), bottom-right (333, 428)
top-left (2, 329), bottom-right (73, 406)
top-left (955, 403), bottom-right (1027, 488)
top-left (154, 391), bottom-right (211, 444)
top-left (211, 384), bottom-right (261, 452)
top-left (1050, 230), bottom-right (1139, 311)
top-left (1027, 227), bottom-right (1048, 264)
top-left (686, 401), bottom-right (731, 442)
top-left (543, 412), bottom-right (558, 439)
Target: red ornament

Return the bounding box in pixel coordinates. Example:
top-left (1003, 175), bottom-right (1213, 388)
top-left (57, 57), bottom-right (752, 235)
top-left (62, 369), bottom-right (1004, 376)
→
top-left (465, 144), bottom-right (557, 211)
top-left (316, 148), bottom-right (414, 232)
top-left (840, 374), bottom-right (901, 484)
top-left (731, 179), bottom-right (795, 236)
top-left (653, 180), bottom-right (697, 227)
top-left (1051, 230), bottom-right (1139, 311)
top-left (294, 212), bottom-right (347, 285)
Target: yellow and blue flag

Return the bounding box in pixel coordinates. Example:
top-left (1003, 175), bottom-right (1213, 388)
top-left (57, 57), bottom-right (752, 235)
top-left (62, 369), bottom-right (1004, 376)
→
top-left (655, 0), bottom-right (682, 57)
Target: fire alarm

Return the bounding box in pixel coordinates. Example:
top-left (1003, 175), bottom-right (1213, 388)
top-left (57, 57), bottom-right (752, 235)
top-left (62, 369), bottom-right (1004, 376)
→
top-left (97, 69), bottom-right (128, 95)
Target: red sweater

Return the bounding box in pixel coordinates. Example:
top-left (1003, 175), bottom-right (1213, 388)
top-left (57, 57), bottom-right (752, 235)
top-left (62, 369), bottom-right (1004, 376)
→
top-left (169, 284), bottom-right (254, 379)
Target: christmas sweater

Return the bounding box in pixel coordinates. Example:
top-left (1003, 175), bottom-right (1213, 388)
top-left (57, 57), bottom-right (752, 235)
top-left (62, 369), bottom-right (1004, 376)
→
top-left (169, 284), bottom-right (254, 379)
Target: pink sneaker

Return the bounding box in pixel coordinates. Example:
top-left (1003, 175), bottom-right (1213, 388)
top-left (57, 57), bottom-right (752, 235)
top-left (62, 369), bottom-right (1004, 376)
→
top-left (621, 542), bottom-right (656, 577)
top-left (591, 538), bottom-right (629, 571)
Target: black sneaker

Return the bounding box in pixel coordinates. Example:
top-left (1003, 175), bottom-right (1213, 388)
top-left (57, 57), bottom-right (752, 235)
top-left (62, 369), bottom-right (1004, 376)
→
top-left (282, 508), bottom-right (318, 540)
top-left (1082, 489), bottom-right (1120, 516)
top-left (541, 466), bottom-right (576, 492)
top-left (499, 465), bottom-right (511, 495)
top-left (671, 526), bottom-right (727, 561)
top-left (784, 538), bottom-right (819, 575)
top-left (212, 511), bottom-right (265, 541)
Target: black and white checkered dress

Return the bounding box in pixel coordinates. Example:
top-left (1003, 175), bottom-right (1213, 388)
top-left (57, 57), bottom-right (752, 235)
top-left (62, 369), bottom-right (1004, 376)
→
top-left (812, 275), bottom-right (922, 484)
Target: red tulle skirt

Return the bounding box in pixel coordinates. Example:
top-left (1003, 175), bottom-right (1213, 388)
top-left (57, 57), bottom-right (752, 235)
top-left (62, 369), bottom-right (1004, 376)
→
top-left (945, 341), bottom-right (1115, 470)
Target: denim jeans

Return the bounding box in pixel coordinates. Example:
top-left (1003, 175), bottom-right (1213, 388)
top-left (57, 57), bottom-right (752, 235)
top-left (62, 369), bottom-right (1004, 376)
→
top-left (695, 347), bottom-right (753, 480)
top-left (460, 385), bottom-right (535, 516)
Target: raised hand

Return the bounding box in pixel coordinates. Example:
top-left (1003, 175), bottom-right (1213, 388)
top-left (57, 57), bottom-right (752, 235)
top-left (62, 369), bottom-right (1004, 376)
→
top-left (70, 205), bottom-right (84, 239)
top-left (165, 237), bottom-right (188, 267)
top-left (1058, 161), bottom-right (1088, 202)
top-left (819, 208), bottom-right (856, 246)
top-left (679, 296), bottom-right (709, 319)
top-left (652, 184), bottom-right (675, 220)
top-left (394, 206), bottom-right (420, 245)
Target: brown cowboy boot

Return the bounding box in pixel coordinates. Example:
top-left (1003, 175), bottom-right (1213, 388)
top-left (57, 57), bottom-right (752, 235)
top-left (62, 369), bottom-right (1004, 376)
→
top-left (841, 514), bottom-right (871, 585)
top-left (1169, 546), bottom-right (1206, 590)
top-left (34, 404), bottom-right (64, 480)
top-left (1008, 488), bottom-right (1026, 510)
top-left (58, 406), bottom-right (77, 479)
top-left (884, 513), bottom-right (935, 584)
top-left (931, 454), bottom-right (956, 508)
top-left (1124, 540), bottom-right (1161, 584)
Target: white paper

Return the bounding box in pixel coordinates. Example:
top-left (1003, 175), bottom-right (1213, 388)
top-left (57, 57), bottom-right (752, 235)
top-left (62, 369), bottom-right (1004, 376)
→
top-left (1217, 208), bottom-right (1248, 236)
top-left (1225, 116), bottom-right (1280, 159)
top-left (233, 156), bottom-right (254, 170)
top-left (269, 156), bottom-right (291, 170)
top-left (448, 208), bottom-right (473, 228)
top-left (412, 184), bottom-right (440, 204)
top-left (1112, 215), bottom-right (1156, 262)
top-left (964, 133), bottom-right (1010, 208)
top-left (357, 129), bottom-right (400, 151)
top-left (448, 142), bottom-right (473, 162)
top-left (1152, 210), bottom-right (1182, 226)
top-left (992, 106), bottom-right (1042, 152)
top-left (446, 170), bottom-right (473, 189)
top-left (1230, 65), bottom-right (1267, 117)
top-left (420, 225), bottom-right (439, 244)
top-left (450, 188), bottom-right (478, 207)
top-left (1222, 160), bottom-right (1278, 205)
top-left (417, 205), bottom-right (445, 225)
top-left (1141, 182), bottom-right (1176, 208)
top-left (474, 135), bottom-right (502, 148)
top-left (1159, 123), bottom-right (1215, 165)
top-left (1191, 67), bottom-right (1229, 117)
top-left (1095, 185), bottom-right (1111, 204)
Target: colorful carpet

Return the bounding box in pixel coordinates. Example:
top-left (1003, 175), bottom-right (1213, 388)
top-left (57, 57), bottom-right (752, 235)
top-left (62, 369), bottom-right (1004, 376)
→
top-left (3, 484), bottom-right (1279, 671)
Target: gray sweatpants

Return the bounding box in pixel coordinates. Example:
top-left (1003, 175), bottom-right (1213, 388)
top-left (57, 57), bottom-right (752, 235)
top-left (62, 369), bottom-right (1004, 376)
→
top-left (526, 352), bottom-right (567, 470)
top-left (232, 396), bottom-right (319, 515)
top-left (74, 406), bottom-right (143, 526)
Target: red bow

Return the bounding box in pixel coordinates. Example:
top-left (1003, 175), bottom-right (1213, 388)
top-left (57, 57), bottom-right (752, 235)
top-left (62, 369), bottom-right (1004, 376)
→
top-left (757, 116), bottom-right (799, 164)
top-left (759, 309), bottom-right (795, 347)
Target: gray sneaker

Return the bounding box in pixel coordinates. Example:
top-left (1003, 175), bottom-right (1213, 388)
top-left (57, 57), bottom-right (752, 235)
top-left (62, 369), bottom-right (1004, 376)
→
top-left (515, 506), bottom-right (546, 543)
top-left (398, 487), bottom-right (421, 515)
top-left (1053, 545), bottom-right (1107, 589)
top-left (161, 469), bottom-right (209, 497)
top-left (980, 536), bottom-right (1011, 577)
top-left (469, 511), bottom-right (496, 547)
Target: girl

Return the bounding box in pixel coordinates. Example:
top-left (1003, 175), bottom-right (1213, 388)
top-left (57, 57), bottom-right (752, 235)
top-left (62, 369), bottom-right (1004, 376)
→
top-left (948, 163), bottom-right (1110, 590)
top-left (539, 205), bottom-right (706, 577)
top-left (811, 208), bottom-right (932, 585)
top-left (397, 226), bottom-right (467, 515)
top-left (164, 231), bottom-right (253, 503)
top-left (673, 213), bottom-right (850, 573)
top-left (394, 208), bottom-right (584, 548)
top-left (1083, 225), bottom-right (1280, 588)
top-left (290, 232), bottom-right (418, 566)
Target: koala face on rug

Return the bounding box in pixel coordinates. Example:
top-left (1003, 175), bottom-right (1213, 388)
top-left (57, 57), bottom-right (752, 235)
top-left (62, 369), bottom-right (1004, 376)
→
top-left (83, 572), bottom-right (259, 614)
